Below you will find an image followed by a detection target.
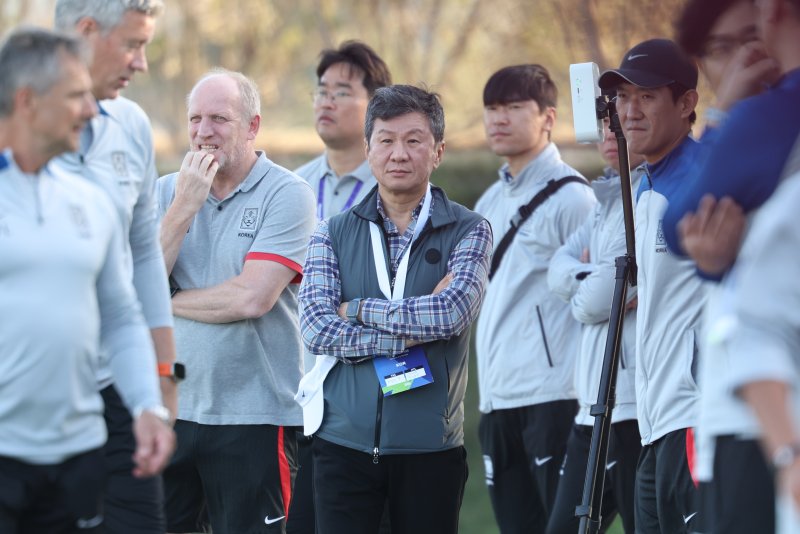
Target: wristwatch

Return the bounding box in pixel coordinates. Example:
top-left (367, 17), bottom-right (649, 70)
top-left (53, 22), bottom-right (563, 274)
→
top-left (772, 442), bottom-right (800, 469)
top-left (133, 405), bottom-right (172, 425)
top-left (158, 362), bottom-right (186, 383)
top-left (346, 298), bottom-right (363, 323)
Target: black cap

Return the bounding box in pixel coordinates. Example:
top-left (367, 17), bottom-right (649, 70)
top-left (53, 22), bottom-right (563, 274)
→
top-left (599, 39), bottom-right (698, 90)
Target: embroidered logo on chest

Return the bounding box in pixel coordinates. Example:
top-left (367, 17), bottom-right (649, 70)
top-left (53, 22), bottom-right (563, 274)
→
top-left (654, 219), bottom-right (667, 254)
top-left (240, 207), bottom-right (259, 230)
top-left (111, 151), bottom-right (128, 178)
top-left (68, 204), bottom-right (91, 238)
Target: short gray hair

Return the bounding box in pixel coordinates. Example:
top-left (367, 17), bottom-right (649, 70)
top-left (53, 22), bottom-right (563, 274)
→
top-left (54, 0), bottom-right (164, 32)
top-left (365, 85), bottom-right (445, 145)
top-left (188, 68), bottom-right (262, 121)
top-left (0, 26), bottom-right (90, 117)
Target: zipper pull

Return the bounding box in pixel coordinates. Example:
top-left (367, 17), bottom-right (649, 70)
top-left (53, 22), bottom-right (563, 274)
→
top-left (373, 447), bottom-right (380, 464)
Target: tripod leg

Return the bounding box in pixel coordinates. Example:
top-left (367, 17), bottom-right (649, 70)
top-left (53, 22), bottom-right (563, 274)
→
top-left (576, 255), bottom-right (632, 534)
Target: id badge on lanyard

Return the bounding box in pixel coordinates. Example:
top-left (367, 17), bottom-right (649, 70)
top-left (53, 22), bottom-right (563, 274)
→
top-left (369, 185), bottom-right (434, 396)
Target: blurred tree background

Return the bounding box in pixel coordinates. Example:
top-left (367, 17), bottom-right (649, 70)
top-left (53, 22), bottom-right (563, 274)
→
top-left (2, 1), bottom-right (695, 532)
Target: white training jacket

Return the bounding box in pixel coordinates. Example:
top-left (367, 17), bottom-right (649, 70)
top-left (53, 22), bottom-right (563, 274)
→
top-left (726, 171), bottom-right (800, 445)
top-left (548, 167), bottom-right (644, 426)
top-left (52, 97), bottom-right (173, 389)
top-left (0, 149), bottom-right (160, 464)
top-left (726, 171), bottom-right (800, 534)
top-left (634, 137), bottom-right (711, 445)
top-left (475, 143), bottom-right (597, 413)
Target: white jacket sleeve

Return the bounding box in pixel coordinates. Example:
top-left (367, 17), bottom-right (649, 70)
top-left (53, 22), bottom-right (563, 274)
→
top-left (548, 213), bottom-right (595, 302)
top-left (98, 208), bottom-right (161, 412)
top-left (727, 176), bottom-right (800, 392)
top-left (570, 212), bottom-right (631, 325)
top-left (129, 133), bottom-right (173, 329)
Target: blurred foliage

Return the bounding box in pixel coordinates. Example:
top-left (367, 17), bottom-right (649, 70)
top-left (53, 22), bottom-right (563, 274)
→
top-left (4, 0), bottom-right (694, 158)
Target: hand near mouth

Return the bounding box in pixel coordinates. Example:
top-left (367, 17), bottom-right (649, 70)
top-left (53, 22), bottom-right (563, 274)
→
top-left (173, 150), bottom-right (219, 216)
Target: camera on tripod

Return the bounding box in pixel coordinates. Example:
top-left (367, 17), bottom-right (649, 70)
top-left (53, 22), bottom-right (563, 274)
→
top-left (569, 62), bottom-right (624, 146)
top-left (567, 61), bottom-right (637, 534)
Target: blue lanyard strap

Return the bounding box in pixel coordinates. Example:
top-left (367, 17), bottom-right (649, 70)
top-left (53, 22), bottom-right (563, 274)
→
top-left (317, 174), bottom-right (365, 220)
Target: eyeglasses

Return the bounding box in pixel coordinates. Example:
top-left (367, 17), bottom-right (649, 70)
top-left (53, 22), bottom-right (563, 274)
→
top-left (311, 89), bottom-right (356, 104)
top-left (701, 31), bottom-right (760, 60)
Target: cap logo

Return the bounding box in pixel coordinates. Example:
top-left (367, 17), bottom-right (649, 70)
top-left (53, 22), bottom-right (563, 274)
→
top-left (627, 54), bottom-right (648, 61)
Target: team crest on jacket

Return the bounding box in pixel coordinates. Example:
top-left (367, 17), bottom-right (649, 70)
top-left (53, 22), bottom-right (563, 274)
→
top-left (240, 208), bottom-right (259, 230)
top-left (111, 151), bottom-right (128, 178)
top-left (655, 219), bottom-right (667, 254)
top-left (68, 204), bottom-right (91, 238)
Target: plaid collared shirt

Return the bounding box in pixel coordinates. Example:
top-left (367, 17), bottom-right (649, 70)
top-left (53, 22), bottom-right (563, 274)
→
top-left (299, 193), bottom-right (492, 363)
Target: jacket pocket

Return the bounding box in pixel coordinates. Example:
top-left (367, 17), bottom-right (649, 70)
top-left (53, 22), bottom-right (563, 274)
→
top-left (536, 305), bottom-right (554, 367)
top-left (682, 329), bottom-right (699, 390)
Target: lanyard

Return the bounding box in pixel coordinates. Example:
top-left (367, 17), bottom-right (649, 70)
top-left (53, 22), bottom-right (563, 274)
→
top-left (368, 185), bottom-right (432, 301)
top-left (317, 174), bottom-right (365, 220)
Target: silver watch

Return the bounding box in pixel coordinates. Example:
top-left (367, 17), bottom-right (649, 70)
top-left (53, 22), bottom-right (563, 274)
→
top-left (133, 405), bottom-right (172, 425)
top-left (772, 443), bottom-right (800, 469)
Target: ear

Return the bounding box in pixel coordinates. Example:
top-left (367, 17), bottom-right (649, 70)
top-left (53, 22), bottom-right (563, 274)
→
top-left (247, 114), bottom-right (261, 140)
top-left (543, 106), bottom-right (557, 133)
top-left (13, 87), bottom-right (36, 117)
top-left (364, 137), bottom-right (370, 158)
top-left (679, 89), bottom-right (700, 121)
top-left (431, 140), bottom-right (446, 170)
top-left (74, 16), bottom-right (100, 38)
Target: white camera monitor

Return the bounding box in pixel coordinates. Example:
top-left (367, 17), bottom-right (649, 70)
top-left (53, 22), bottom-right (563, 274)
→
top-left (570, 62), bottom-right (603, 144)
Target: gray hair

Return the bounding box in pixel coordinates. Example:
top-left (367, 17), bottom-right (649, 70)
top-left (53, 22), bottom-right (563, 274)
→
top-left (0, 26), bottom-right (90, 117)
top-left (54, 0), bottom-right (164, 32)
top-left (187, 68), bottom-right (262, 121)
top-left (365, 85), bottom-right (445, 145)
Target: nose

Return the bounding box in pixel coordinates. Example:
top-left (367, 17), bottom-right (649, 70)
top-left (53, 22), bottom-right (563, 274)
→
top-left (315, 94), bottom-right (335, 110)
top-left (195, 117), bottom-right (214, 138)
top-left (622, 98), bottom-right (643, 121)
top-left (131, 47), bottom-right (148, 73)
top-left (83, 93), bottom-right (98, 121)
top-left (390, 142), bottom-right (410, 161)
top-left (490, 109), bottom-right (509, 125)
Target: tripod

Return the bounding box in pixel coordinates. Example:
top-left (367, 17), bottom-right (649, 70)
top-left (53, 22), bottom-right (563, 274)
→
top-left (575, 97), bottom-right (637, 534)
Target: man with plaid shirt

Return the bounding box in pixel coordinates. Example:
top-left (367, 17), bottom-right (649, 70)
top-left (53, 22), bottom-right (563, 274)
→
top-left (298, 84), bottom-right (492, 534)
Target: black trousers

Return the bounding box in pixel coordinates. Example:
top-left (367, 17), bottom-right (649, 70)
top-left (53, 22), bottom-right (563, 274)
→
top-left (635, 428), bottom-right (699, 534)
top-left (101, 384), bottom-right (166, 533)
top-left (695, 435), bottom-right (775, 534)
top-left (288, 434), bottom-right (392, 534)
top-left (164, 421), bottom-right (297, 534)
top-left (312, 437), bottom-right (467, 534)
top-left (545, 420), bottom-right (641, 534)
top-left (478, 400), bottom-right (576, 534)
top-left (286, 433), bottom-right (315, 534)
top-left (0, 448), bottom-right (106, 534)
